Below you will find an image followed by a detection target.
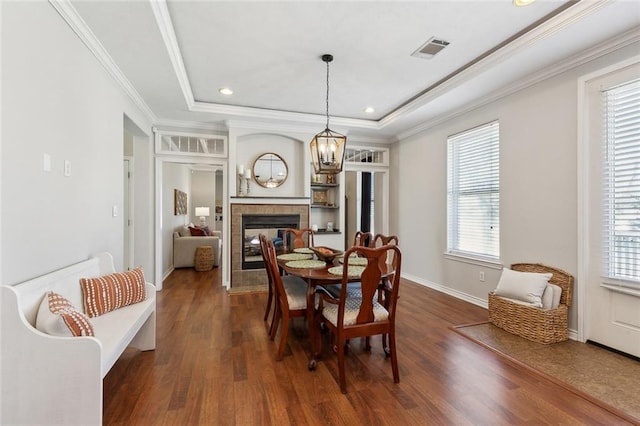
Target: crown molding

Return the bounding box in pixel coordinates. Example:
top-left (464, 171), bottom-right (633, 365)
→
top-left (149, 0), bottom-right (194, 109)
top-left (49, 0), bottom-right (157, 123)
top-left (398, 27), bottom-right (640, 141)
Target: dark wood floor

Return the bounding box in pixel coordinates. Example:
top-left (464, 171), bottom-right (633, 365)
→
top-left (103, 268), bottom-right (633, 425)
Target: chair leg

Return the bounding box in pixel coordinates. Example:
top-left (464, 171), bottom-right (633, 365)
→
top-left (269, 296), bottom-right (280, 340)
top-left (276, 312), bottom-right (289, 361)
top-left (389, 329), bottom-right (399, 383)
top-left (337, 337), bottom-right (347, 393)
top-left (264, 285), bottom-right (273, 321)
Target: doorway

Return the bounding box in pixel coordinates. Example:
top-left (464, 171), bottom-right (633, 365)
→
top-left (344, 169), bottom-right (389, 247)
top-left (155, 157), bottom-right (227, 291)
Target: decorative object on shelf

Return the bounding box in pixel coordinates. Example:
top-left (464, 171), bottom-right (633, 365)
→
top-left (326, 174), bottom-right (336, 184)
top-left (237, 164), bottom-right (251, 196)
top-left (312, 189), bottom-right (328, 205)
top-left (310, 54), bottom-right (347, 175)
top-left (195, 206), bottom-right (210, 226)
top-left (312, 174), bottom-right (323, 184)
top-left (174, 189), bottom-right (187, 215)
top-left (327, 222), bottom-right (334, 232)
top-left (253, 153), bottom-right (288, 188)
top-left (311, 224), bottom-right (319, 232)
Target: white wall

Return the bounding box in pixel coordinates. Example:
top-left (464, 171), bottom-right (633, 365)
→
top-left (236, 133), bottom-right (307, 197)
top-left (1, 2), bottom-right (152, 285)
top-left (191, 170), bottom-right (216, 228)
top-left (392, 41), bottom-right (640, 331)
top-left (162, 163), bottom-right (191, 275)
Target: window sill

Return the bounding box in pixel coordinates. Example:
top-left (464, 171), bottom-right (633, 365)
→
top-left (443, 252), bottom-right (503, 270)
top-left (601, 281), bottom-right (640, 298)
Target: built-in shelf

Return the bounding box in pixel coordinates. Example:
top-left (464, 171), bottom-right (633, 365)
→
top-left (311, 204), bottom-right (339, 209)
top-left (311, 183), bottom-right (339, 188)
top-left (315, 229), bottom-right (341, 234)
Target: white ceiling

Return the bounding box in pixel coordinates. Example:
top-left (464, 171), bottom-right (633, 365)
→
top-left (67, 0), bottom-right (640, 142)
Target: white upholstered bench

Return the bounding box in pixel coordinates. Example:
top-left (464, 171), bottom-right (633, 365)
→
top-left (0, 252), bottom-right (156, 425)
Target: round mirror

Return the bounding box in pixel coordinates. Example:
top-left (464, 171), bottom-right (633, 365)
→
top-left (252, 153), bottom-right (288, 188)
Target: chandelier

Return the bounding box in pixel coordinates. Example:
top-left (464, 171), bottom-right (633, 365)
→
top-left (310, 54), bottom-right (347, 174)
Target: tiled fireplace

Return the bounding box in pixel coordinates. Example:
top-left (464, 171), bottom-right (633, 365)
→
top-left (231, 202), bottom-right (309, 289)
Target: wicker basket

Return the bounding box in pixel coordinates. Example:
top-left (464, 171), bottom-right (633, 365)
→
top-left (194, 246), bottom-right (215, 272)
top-left (488, 263), bottom-right (574, 344)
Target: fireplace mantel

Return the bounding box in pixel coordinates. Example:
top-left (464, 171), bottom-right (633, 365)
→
top-left (230, 196), bottom-right (309, 205)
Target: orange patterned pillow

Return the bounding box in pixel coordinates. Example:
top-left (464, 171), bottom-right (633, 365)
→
top-left (80, 267), bottom-right (147, 318)
top-left (36, 291), bottom-right (94, 337)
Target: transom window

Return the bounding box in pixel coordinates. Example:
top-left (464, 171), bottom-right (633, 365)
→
top-left (447, 121), bottom-right (500, 261)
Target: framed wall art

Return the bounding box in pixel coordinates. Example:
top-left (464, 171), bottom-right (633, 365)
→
top-left (174, 189), bottom-right (187, 215)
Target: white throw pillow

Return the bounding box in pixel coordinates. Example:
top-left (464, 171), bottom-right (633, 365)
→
top-left (494, 268), bottom-right (552, 308)
top-left (550, 283), bottom-right (562, 309)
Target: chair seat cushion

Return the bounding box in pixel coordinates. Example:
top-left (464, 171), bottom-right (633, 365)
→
top-left (323, 297), bottom-right (388, 327)
top-left (283, 275), bottom-right (308, 310)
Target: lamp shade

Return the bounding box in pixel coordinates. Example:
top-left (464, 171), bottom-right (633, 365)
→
top-left (310, 128), bottom-right (347, 174)
top-left (195, 207), bottom-right (210, 217)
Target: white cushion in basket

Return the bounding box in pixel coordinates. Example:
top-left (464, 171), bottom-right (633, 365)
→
top-left (541, 283), bottom-right (562, 309)
top-left (494, 268), bottom-right (552, 308)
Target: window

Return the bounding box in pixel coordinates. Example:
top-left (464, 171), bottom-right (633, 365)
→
top-left (447, 121), bottom-right (500, 261)
top-left (602, 79), bottom-right (640, 284)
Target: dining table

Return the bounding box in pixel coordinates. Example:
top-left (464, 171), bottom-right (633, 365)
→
top-left (276, 250), bottom-right (395, 370)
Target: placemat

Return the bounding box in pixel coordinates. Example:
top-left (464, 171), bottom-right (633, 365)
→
top-left (293, 248), bottom-right (314, 254)
top-left (328, 265), bottom-right (365, 277)
top-left (285, 259), bottom-right (326, 269)
top-left (277, 253), bottom-right (313, 261)
top-left (338, 256), bottom-right (368, 266)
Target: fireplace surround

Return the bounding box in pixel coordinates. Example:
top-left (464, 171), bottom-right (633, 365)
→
top-left (231, 203), bottom-right (309, 289)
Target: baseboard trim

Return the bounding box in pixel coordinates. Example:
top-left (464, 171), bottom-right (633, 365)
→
top-left (401, 272), bottom-right (578, 340)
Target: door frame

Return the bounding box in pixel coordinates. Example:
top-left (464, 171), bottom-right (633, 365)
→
top-left (577, 54), bottom-right (640, 343)
top-left (123, 156), bottom-right (135, 270)
top-left (154, 155), bottom-right (228, 291)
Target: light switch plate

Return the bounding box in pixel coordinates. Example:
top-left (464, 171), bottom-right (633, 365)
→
top-left (64, 160), bottom-right (71, 177)
top-left (43, 153), bottom-right (51, 172)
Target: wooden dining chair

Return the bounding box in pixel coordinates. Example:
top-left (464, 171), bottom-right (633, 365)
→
top-left (259, 234), bottom-right (278, 339)
top-left (371, 234), bottom-right (399, 354)
top-left (352, 231), bottom-right (373, 248)
top-left (317, 244), bottom-right (402, 393)
top-left (261, 235), bottom-right (309, 360)
top-left (283, 228), bottom-right (315, 251)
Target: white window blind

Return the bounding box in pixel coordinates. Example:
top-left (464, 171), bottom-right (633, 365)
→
top-left (602, 79), bottom-right (640, 284)
top-left (447, 121), bottom-right (500, 260)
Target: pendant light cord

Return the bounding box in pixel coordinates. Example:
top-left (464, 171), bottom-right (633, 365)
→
top-left (325, 58), bottom-right (330, 130)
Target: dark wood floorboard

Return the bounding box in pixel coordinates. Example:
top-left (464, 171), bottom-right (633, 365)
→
top-left (103, 267), bottom-right (633, 425)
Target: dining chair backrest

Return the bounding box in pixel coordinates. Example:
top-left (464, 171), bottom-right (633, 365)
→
top-left (372, 234), bottom-right (399, 267)
top-left (353, 231), bottom-right (373, 248)
top-left (283, 228), bottom-right (315, 250)
top-left (262, 237), bottom-right (290, 312)
top-left (338, 244), bottom-right (402, 325)
top-left (259, 234), bottom-right (275, 286)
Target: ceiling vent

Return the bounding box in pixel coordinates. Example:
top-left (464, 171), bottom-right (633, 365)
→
top-left (411, 37), bottom-right (450, 59)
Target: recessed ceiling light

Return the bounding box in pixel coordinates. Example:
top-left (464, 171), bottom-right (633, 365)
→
top-left (219, 87), bottom-right (233, 95)
top-left (363, 106), bottom-right (375, 114)
top-left (513, 0), bottom-right (536, 6)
